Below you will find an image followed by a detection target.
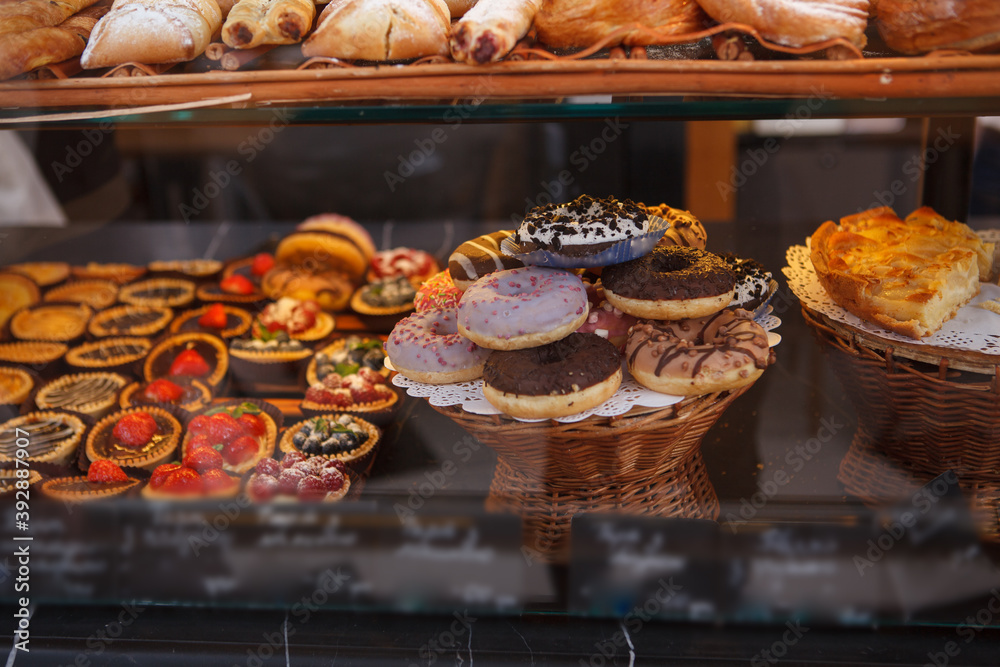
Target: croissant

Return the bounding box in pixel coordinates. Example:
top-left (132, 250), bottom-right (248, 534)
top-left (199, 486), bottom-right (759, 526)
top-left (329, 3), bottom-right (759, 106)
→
top-left (696, 0), bottom-right (870, 49)
top-left (0, 0), bottom-right (99, 35)
top-left (0, 4), bottom-right (106, 79)
top-left (222, 0), bottom-right (315, 47)
top-left (534, 0), bottom-right (708, 49)
top-left (302, 0), bottom-right (450, 61)
top-left (874, 0), bottom-right (1000, 54)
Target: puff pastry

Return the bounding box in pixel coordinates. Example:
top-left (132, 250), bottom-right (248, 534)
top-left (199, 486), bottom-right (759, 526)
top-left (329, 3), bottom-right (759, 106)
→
top-left (222, 0), bottom-right (314, 47)
top-left (0, 0), bottom-right (99, 35)
top-left (0, 4), bottom-right (106, 79)
top-left (80, 0), bottom-right (222, 68)
top-left (534, 0), bottom-right (707, 49)
top-left (302, 0), bottom-right (450, 61)
top-left (874, 0), bottom-right (1000, 54)
top-left (809, 206), bottom-right (995, 339)
top-left (697, 0), bottom-right (870, 49)
top-left (450, 0), bottom-right (541, 63)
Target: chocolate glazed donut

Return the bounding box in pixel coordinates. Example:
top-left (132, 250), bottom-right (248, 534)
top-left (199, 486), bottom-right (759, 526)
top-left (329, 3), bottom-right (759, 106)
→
top-left (482, 333), bottom-right (622, 419)
top-left (602, 246), bottom-right (735, 320)
top-left (448, 230), bottom-right (525, 291)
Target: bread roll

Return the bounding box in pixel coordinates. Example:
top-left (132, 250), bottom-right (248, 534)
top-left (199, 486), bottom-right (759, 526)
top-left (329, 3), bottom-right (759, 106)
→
top-left (0, 0), bottom-right (99, 35)
top-left (0, 4), bottom-right (106, 80)
top-left (303, 0), bottom-right (449, 61)
top-left (696, 0), bottom-right (870, 49)
top-left (534, 0), bottom-right (707, 49)
top-left (875, 0), bottom-right (1000, 54)
top-left (450, 0), bottom-right (540, 63)
top-left (222, 0), bottom-right (314, 47)
top-left (81, 0), bottom-right (222, 68)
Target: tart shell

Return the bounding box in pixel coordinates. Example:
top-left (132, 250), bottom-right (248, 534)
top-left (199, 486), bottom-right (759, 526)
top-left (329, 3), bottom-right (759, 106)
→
top-left (40, 475), bottom-right (141, 501)
top-left (89, 304), bottom-right (174, 339)
top-left (0, 410), bottom-right (87, 466)
top-left (119, 278), bottom-right (196, 309)
top-left (180, 399), bottom-right (282, 475)
top-left (279, 414), bottom-right (381, 474)
top-left (144, 333), bottom-right (229, 392)
top-left (85, 405), bottom-right (182, 471)
top-left (66, 337), bottom-right (151, 375)
top-left (9, 302), bottom-right (92, 342)
top-left (169, 304), bottom-right (253, 340)
top-left (34, 372), bottom-right (128, 420)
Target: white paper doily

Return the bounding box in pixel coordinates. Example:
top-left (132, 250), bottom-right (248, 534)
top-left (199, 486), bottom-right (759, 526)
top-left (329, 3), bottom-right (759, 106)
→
top-left (783, 234), bottom-right (1000, 356)
top-left (391, 313), bottom-right (782, 423)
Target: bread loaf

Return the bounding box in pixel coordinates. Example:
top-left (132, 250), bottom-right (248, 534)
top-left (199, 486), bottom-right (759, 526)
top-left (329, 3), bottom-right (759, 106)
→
top-left (534, 0), bottom-right (707, 49)
top-left (302, 0), bottom-right (450, 61)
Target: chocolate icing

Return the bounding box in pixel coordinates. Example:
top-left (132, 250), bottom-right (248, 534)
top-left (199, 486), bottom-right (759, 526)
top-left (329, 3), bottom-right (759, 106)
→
top-left (95, 308), bottom-right (167, 335)
top-left (720, 253), bottom-right (773, 311)
top-left (448, 230), bottom-right (524, 283)
top-left (0, 417), bottom-right (75, 457)
top-left (602, 246), bottom-right (735, 301)
top-left (483, 333), bottom-right (619, 396)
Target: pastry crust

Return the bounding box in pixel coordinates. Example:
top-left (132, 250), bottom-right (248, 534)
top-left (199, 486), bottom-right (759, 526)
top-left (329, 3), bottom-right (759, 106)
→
top-left (696, 0), bottom-right (869, 49)
top-left (450, 0), bottom-right (542, 64)
top-left (302, 0), bottom-right (450, 61)
top-left (809, 206), bottom-right (995, 339)
top-left (0, 5), bottom-right (107, 81)
top-left (0, 0), bottom-right (99, 35)
top-left (875, 0), bottom-right (1000, 54)
top-left (81, 0), bottom-right (222, 68)
top-left (535, 0), bottom-right (707, 49)
top-left (222, 0), bottom-right (315, 48)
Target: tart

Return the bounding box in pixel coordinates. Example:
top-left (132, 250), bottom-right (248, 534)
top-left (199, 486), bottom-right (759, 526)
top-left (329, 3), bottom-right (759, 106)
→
top-left (89, 304), bottom-right (174, 338)
top-left (148, 259), bottom-right (223, 281)
top-left (350, 276), bottom-right (415, 331)
top-left (255, 297), bottom-right (334, 344)
top-left (0, 272), bottom-right (41, 330)
top-left (0, 341), bottom-right (67, 368)
top-left (0, 411), bottom-right (87, 465)
top-left (66, 337), bottom-right (151, 373)
top-left (34, 372), bottom-right (127, 419)
top-left (279, 414), bottom-right (380, 474)
top-left (85, 406), bottom-right (182, 471)
top-left (144, 333), bottom-right (229, 391)
top-left (367, 247), bottom-right (438, 286)
top-left (119, 278), bottom-right (196, 309)
top-left (180, 401), bottom-right (279, 475)
top-left (300, 369), bottom-right (398, 425)
top-left (307, 336), bottom-right (387, 387)
top-left (40, 473), bottom-right (141, 502)
top-left (229, 331), bottom-right (313, 395)
top-left (141, 461), bottom-right (241, 500)
top-left (72, 262), bottom-right (146, 285)
top-left (195, 280), bottom-right (267, 305)
top-left (0, 366), bottom-right (34, 407)
top-left (260, 265), bottom-right (354, 312)
top-left (169, 303), bottom-right (252, 340)
top-left (9, 302), bottom-right (92, 342)
top-left (245, 454), bottom-right (350, 503)
top-left (119, 377), bottom-right (212, 413)
top-left (6, 261), bottom-right (70, 287)
top-left (44, 279), bottom-right (118, 310)
top-left (0, 469), bottom-right (42, 496)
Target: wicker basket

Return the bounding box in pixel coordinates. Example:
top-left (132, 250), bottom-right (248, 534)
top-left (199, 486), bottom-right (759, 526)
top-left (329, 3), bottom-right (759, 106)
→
top-left (487, 450), bottom-right (719, 563)
top-left (802, 306), bottom-right (1000, 481)
top-left (839, 428), bottom-right (1000, 543)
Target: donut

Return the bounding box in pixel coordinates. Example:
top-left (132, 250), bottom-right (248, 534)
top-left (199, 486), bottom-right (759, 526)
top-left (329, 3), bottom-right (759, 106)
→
top-left (639, 204), bottom-right (708, 250)
top-left (601, 246), bottom-right (736, 320)
top-left (385, 308), bottom-right (490, 384)
top-left (457, 266), bottom-right (589, 351)
top-left (448, 230), bottom-right (524, 291)
top-left (482, 333), bottom-right (622, 419)
top-left (720, 253), bottom-right (775, 313)
top-left (626, 310), bottom-right (773, 396)
top-left (415, 269), bottom-right (462, 312)
top-left (513, 195), bottom-right (653, 259)
top-left (575, 280), bottom-right (637, 350)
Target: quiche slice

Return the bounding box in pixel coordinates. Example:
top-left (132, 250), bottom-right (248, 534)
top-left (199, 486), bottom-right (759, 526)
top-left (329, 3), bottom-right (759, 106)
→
top-left (810, 206), bottom-right (995, 339)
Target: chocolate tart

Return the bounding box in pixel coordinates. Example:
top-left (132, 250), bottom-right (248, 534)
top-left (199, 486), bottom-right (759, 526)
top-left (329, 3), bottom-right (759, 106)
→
top-left (169, 304), bottom-right (252, 340)
top-left (279, 414), bottom-right (380, 474)
top-left (306, 336), bottom-right (388, 387)
top-left (44, 279), bottom-right (118, 310)
top-left (0, 410), bottom-right (87, 465)
top-left (180, 400), bottom-right (281, 475)
top-left (0, 366), bottom-right (34, 407)
top-left (0, 341), bottom-right (67, 369)
top-left (195, 282), bottom-right (267, 305)
top-left (140, 472), bottom-right (241, 500)
top-left (9, 302), bottom-right (92, 342)
top-left (0, 272), bottom-right (41, 330)
top-left (34, 372), bottom-right (127, 419)
top-left (40, 475), bottom-right (141, 501)
top-left (89, 304), bottom-right (174, 339)
top-left (228, 334), bottom-right (312, 395)
top-left (148, 259), bottom-right (223, 282)
top-left (119, 278), bottom-right (196, 309)
top-left (72, 262), bottom-right (147, 285)
top-left (7, 262), bottom-right (70, 287)
top-left (66, 337), bottom-right (151, 374)
top-left (246, 469), bottom-right (350, 503)
top-left (119, 378), bottom-right (212, 413)
top-left (86, 406), bottom-right (182, 471)
top-left (0, 469), bottom-right (42, 496)
top-left (144, 333), bottom-right (229, 391)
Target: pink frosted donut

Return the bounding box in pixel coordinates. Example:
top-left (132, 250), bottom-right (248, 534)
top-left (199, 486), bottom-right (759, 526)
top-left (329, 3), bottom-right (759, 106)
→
top-left (386, 308), bottom-right (490, 384)
top-left (414, 269), bottom-right (461, 312)
top-left (457, 266), bottom-right (590, 351)
top-left (576, 282), bottom-right (637, 351)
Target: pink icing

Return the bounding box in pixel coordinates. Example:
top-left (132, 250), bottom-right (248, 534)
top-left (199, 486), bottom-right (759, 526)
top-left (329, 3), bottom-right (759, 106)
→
top-left (458, 266), bottom-right (588, 341)
top-left (386, 307), bottom-right (490, 373)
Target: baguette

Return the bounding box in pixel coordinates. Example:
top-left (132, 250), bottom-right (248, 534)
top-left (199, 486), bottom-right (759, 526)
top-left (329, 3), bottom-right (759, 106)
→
top-left (222, 0), bottom-right (314, 47)
top-left (0, 4), bottom-right (107, 79)
top-left (0, 0), bottom-right (99, 35)
top-left (302, 0), bottom-right (450, 61)
top-left (534, 0), bottom-right (707, 49)
top-left (450, 0), bottom-right (541, 64)
top-left (81, 0), bottom-right (222, 68)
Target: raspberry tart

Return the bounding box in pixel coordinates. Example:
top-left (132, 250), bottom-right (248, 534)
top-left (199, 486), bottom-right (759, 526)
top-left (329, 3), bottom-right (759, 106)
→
top-left (246, 453), bottom-right (350, 503)
top-left (279, 414), bottom-right (380, 474)
top-left (0, 410), bottom-right (87, 465)
top-left (86, 406), bottom-right (182, 471)
top-left (300, 368), bottom-right (398, 425)
top-left (35, 372), bottom-right (128, 419)
top-left (40, 459), bottom-right (141, 502)
top-left (180, 401), bottom-right (279, 475)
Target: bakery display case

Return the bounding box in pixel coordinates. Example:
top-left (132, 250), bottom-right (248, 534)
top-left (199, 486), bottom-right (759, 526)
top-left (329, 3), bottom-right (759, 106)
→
top-left (3, 7), bottom-right (1000, 663)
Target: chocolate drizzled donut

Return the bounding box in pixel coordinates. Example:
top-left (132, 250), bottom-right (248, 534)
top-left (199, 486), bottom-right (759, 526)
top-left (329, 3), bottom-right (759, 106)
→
top-left (448, 230), bottom-right (524, 291)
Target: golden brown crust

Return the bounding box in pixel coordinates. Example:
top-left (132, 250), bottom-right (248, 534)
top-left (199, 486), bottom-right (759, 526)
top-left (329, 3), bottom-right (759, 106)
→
top-left (875, 0), bottom-right (1000, 54)
top-left (450, 0), bottom-right (541, 64)
top-left (303, 0), bottom-right (450, 61)
top-left (0, 4), bottom-right (106, 80)
top-left (535, 0), bottom-right (708, 49)
top-left (697, 0), bottom-right (870, 48)
top-left (85, 406), bottom-right (182, 471)
top-left (0, 0), bottom-right (99, 36)
top-left (222, 0), bottom-right (315, 48)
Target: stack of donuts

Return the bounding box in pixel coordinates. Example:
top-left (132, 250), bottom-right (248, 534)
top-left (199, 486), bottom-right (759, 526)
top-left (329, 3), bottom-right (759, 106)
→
top-left (386, 194), bottom-right (776, 420)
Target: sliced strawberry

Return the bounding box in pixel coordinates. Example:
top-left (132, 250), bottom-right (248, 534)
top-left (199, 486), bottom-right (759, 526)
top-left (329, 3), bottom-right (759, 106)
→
top-left (187, 415), bottom-right (213, 435)
top-left (143, 378), bottom-right (184, 403)
top-left (220, 274), bottom-right (255, 295)
top-left (160, 467), bottom-right (203, 495)
top-left (112, 412), bottom-right (159, 448)
top-left (206, 412), bottom-right (243, 444)
top-left (238, 413), bottom-right (267, 438)
top-left (150, 463), bottom-right (183, 490)
top-left (250, 253), bottom-right (275, 277)
top-left (88, 460), bottom-right (130, 484)
top-left (198, 303), bottom-right (228, 330)
top-left (201, 468), bottom-right (238, 492)
top-left (222, 435), bottom-right (259, 466)
top-left (169, 349), bottom-right (210, 377)
top-left (187, 434), bottom-right (214, 451)
top-left (183, 446), bottom-right (224, 473)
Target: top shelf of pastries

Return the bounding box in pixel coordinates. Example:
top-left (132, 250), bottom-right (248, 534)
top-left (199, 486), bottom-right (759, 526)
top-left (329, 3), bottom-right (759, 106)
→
top-left (2, 0), bottom-right (1000, 125)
